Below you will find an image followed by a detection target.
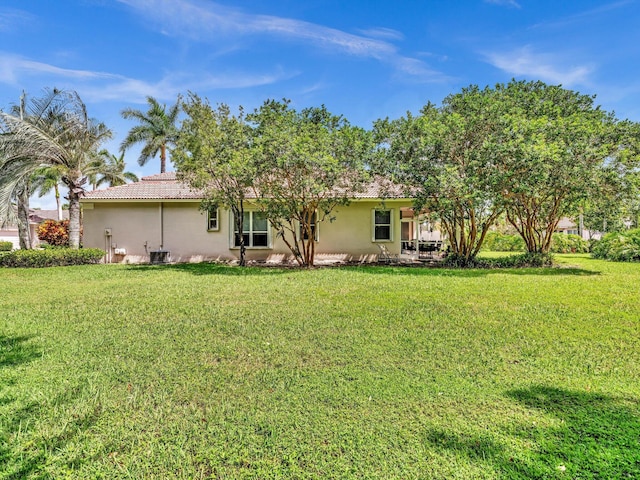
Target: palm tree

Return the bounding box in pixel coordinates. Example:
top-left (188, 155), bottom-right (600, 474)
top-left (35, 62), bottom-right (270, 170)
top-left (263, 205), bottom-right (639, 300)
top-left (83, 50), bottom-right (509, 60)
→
top-left (120, 96), bottom-right (181, 174)
top-left (0, 88), bottom-right (112, 249)
top-left (32, 165), bottom-right (65, 221)
top-left (89, 150), bottom-right (139, 189)
top-left (0, 92), bottom-right (34, 249)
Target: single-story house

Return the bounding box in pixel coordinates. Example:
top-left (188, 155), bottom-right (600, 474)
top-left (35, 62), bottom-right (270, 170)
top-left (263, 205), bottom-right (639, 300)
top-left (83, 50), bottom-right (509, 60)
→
top-left (81, 172), bottom-right (440, 264)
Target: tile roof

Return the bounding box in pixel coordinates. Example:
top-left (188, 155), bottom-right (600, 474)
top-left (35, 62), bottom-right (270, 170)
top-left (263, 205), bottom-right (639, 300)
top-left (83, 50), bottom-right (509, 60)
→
top-left (81, 172), bottom-right (407, 201)
top-left (82, 172), bottom-right (201, 200)
top-left (29, 209), bottom-right (69, 222)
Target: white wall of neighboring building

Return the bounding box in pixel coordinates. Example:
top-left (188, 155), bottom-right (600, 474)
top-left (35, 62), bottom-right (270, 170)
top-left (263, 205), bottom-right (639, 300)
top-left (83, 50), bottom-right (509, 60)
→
top-left (556, 217), bottom-right (601, 240)
top-left (0, 230), bottom-right (19, 250)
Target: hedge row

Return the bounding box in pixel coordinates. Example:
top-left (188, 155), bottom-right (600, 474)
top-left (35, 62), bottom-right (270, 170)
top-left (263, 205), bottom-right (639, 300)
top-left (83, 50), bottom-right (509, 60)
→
top-left (442, 252), bottom-right (554, 269)
top-left (591, 229), bottom-right (640, 262)
top-left (0, 248), bottom-right (104, 268)
top-left (0, 241), bottom-right (13, 252)
top-left (482, 231), bottom-right (589, 253)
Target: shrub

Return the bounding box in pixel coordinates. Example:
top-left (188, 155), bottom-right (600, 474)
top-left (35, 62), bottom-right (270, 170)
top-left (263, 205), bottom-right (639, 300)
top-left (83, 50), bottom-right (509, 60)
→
top-left (0, 248), bottom-right (104, 268)
top-left (0, 241), bottom-right (13, 252)
top-left (37, 219), bottom-right (70, 247)
top-left (482, 232), bottom-right (525, 252)
top-left (591, 229), bottom-right (640, 262)
top-left (550, 233), bottom-right (589, 253)
top-left (441, 252), bottom-right (553, 269)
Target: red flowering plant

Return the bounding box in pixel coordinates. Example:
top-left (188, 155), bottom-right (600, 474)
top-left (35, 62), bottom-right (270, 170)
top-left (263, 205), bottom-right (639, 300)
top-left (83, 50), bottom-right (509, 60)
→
top-left (37, 219), bottom-right (70, 247)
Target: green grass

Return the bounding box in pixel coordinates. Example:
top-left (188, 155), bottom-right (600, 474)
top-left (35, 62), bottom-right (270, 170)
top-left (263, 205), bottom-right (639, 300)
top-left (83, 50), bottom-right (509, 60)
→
top-left (1, 255), bottom-right (639, 479)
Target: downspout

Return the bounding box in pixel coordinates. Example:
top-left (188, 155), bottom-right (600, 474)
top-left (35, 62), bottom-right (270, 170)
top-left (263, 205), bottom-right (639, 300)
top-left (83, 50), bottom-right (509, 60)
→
top-left (159, 202), bottom-right (164, 250)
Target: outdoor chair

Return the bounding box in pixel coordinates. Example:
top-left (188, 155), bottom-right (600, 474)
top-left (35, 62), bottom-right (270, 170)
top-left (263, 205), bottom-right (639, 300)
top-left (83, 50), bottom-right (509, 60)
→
top-left (377, 244), bottom-right (400, 264)
top-left (419, 241), bottom-right (441, 259)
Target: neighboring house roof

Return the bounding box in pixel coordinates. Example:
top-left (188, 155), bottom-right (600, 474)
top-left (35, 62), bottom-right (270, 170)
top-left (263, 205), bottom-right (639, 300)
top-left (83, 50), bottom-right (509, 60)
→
top-left (82, 172), bottom-right (407, 201)
top-left (29, 209), bottom-right (69, 223)
top-left (3, 209), bottom-right (68, 230)
top-left (556, 217), bottom-right (577, 229)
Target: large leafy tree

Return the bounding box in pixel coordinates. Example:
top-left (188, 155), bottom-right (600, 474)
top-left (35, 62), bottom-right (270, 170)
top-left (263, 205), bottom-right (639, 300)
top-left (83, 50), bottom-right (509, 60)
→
top-left (488, 80), bottom-right (638, 253)
top-left (0, 88), bottom-right (112, 249)
top-left (580, 120), bottom-right (640, 235)
top-left (249, 100), bottom-right (370, 267)
top-left (120, 96), bottom-right (181, 174)
top-left (173, 95), bottom-right (255, 266)
top-left (374, 86), bottom-right (503, 264)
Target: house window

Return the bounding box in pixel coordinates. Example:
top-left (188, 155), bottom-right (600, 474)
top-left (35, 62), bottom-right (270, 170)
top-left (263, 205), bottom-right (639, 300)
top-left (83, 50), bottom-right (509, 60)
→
top-left (373, 209), bottom-right (393, 242)
top-left (233, 211), bottom-right (270, 248)
top-left (207, 206), bottom-right (219, 231)
top-left (299, 211), bottom-right (319, 241)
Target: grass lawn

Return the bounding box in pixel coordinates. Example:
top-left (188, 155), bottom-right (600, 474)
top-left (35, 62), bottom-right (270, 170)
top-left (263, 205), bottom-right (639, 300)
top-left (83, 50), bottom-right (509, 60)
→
top-left (1, 254), bottom-right (639, 479)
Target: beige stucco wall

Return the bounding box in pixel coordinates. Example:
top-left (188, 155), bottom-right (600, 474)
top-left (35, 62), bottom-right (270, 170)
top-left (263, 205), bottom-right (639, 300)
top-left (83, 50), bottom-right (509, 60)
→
top-left (82, 199), bottom-right (412, 264)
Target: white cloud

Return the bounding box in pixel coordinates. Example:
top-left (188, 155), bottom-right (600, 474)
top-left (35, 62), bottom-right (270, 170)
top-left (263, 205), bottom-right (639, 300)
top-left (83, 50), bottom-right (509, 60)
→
top-left (0, 53), bottom-right (118, 85)
top-left (0, 52), bottom-right (295, 104)
top-left (484, 0), bottom-right (521, 8)
top-left (0, 8), bottom-right (36, 32)
top-left (117, 0), bottom-right (444, 82)
top-left (357, 27), bottom-right (405, 41)
top-left (484, 46), bottom-right (594, 86)
top-left (530, 1), bottom-right (633, 29)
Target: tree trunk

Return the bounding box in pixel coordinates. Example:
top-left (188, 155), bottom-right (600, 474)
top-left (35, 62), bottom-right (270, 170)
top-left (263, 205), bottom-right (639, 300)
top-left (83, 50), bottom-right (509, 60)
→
top-left (55, 184), bottom-right (62, 221)
top-left (16, 181), bottom-right (32, 250)
top-left (160, 144), bottom-right (166, 174)
top-left (232, 202), bottom-right (246, 266)
top-left (67, 189), bottom-right (82, 249)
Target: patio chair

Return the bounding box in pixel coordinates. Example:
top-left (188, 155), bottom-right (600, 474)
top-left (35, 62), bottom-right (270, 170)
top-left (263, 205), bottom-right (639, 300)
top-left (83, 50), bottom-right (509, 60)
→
top-left (377, 244), bottom-right (400, 264)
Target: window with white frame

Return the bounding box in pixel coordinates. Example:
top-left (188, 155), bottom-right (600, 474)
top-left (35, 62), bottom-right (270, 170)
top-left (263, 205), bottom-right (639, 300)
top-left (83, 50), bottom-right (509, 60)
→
top-left (233, 211), bottom-right (270, 247)
top-left (299, 210), bottom-right (319, 241)
top-left (207, 205), bottom-right (219, 231)
top-left (373, 209), bottom-right (393, 241)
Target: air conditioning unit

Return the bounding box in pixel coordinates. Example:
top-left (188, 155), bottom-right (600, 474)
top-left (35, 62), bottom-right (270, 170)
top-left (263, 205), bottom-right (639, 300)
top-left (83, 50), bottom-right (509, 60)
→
top-left (149, 250), bottom-right (170, 264)
top-left (114, 248), bottom-right (126, 255)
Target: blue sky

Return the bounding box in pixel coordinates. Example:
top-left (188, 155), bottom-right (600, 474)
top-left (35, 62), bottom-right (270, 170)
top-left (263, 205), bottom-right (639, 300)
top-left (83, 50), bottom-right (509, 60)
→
top-left (1, 0), bottom-right (639, 208)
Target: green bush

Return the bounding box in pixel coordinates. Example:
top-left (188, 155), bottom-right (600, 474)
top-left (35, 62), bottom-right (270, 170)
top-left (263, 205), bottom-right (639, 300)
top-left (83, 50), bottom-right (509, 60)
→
top-left (0, 241), bottom-right (13, 252)
top-left (482, 232), bottom-right (525, 252)
top-left (483, 232), bottom-right (588, 254)
top-left (550, 233), bottom-right (589, 253)
top-left (442, 252), bottom-right (553, 269)
top-left (591, 229), bottom-right (640, 262)
top-left (0, 248), bottom-right (105, 268)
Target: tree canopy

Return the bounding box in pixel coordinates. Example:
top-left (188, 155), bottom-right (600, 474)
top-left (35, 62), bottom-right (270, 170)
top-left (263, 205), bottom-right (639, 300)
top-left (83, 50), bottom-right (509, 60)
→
top-left (486, 80), bottom-right (638, 253)
top-left (173, 95), bottom-right (256, 266)
top-left (374, 87), bottom-right (503, 263)
top-left (375, 80), bottom-right (640, 258)
top-left (249, 100), bottom-right (371, 266)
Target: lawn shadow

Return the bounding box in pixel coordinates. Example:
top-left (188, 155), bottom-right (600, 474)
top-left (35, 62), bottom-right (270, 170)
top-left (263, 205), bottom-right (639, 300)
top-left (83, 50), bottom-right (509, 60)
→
top-left (504, 385), bottom-right (640, 478)
top-left (343, 264), bottom-right (600, 278)
top-left (0, 335), bottom-right (104, 477)
top-left (124, 261), bottom-right (599, 277)
top-left (125, 262), bottom-right (295, 276)
top-left (0, 379), bottom-right (104, 478)
top-left (0, 335), bottom-right (40, 369)
top-left (423, 385), bottom-right (640, 478)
